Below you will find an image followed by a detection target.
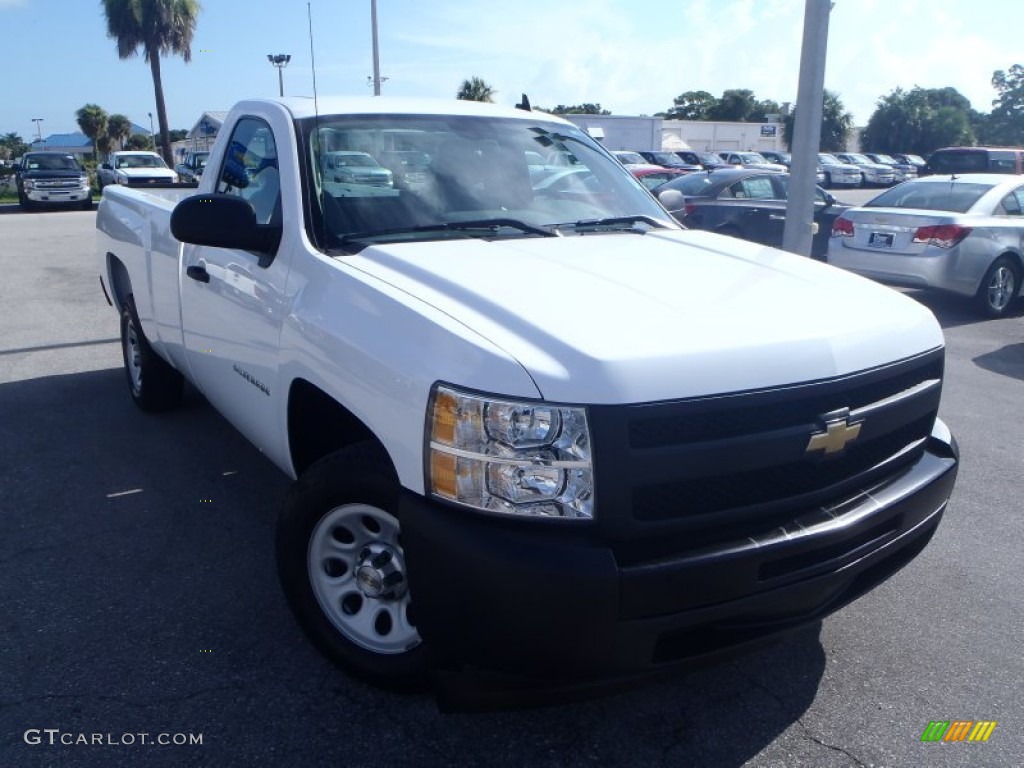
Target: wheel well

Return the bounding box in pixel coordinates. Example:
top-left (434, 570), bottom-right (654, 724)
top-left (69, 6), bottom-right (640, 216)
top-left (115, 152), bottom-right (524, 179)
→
top-left (287, 379), bottom-right (382, 476)
top-left (106, 254), bottom-right (132, 310)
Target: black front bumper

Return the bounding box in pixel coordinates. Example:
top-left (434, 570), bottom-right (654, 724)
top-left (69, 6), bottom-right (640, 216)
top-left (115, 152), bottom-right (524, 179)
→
top-left (400, 424), bottom-right (957, 683)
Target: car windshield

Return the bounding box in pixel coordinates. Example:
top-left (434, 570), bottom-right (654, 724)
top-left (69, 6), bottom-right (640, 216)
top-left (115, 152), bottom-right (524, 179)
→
top-left (903, 154), bottom-right (925, 164)
top-left (299, 114), bottom-right (676, 253)
top-left (194, 153), bottom-right (209, 169)
top-left (698, 152), bottom-right (721, 165)
top-left (648, 152), bottom-right (679, 164)
top-left (864, 181), bottom-right (993, 213)
top-left (844, 154), bottom-right (871, 164)
top-left (740, 152), bottom-right (768, 163)
top-left (116, 154), bottom-right (167, 169)
top-left (872, 154), bottom-right (897, 163)
top-left (24, 154), bottom-right (80, 171)
top-left (615, 152), bottom-right (647, 165)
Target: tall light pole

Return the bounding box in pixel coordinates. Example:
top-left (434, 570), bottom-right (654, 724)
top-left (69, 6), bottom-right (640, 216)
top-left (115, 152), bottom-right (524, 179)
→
top-left (782, 0), bottom-right (834, 257)
top-left (268, 54), bottom-right (291, 97)
top-left (31, 118), bottom-right (43, 142)
top-left (370, 0), bottom-right (381, 95)
top-left (148, 112), bottom-right (155, 150)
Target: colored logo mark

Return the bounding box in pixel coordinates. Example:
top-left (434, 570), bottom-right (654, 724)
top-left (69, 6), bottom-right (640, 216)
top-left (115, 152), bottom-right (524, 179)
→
top-left (920, 720), bottom-right (997, 742)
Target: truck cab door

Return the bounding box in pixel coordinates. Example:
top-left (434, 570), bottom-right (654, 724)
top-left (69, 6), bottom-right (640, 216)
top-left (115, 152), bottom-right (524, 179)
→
top-left (179, 116), bottom-right (291, 461)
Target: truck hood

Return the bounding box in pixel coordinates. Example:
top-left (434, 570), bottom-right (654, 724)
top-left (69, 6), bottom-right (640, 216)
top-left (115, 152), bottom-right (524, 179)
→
top-left (118, 167), bottom-right (175, 178)
top-left (347, 230), bottom-right (943, 404)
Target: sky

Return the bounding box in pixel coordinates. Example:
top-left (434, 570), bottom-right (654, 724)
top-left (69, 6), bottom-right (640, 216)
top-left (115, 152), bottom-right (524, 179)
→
top-left (1, 0), bottom-right (1020, 141)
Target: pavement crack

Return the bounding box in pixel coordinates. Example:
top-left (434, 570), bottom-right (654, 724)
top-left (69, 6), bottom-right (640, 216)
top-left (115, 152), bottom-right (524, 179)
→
top-left (741, 671), bottom-right (869, 768)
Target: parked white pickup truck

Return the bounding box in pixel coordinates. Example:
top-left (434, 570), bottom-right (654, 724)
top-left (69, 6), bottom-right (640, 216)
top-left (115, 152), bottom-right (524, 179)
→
top-left (97, 97), bottom-right (958, 693)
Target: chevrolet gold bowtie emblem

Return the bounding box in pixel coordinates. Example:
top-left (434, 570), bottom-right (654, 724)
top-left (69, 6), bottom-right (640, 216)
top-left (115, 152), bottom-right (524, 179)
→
top-left (806, 416), bottom-right (862, 455)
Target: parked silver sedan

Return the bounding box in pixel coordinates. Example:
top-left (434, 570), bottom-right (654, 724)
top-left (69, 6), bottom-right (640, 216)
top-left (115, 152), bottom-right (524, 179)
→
top-left (827, 174), bottom-right (1024, 317)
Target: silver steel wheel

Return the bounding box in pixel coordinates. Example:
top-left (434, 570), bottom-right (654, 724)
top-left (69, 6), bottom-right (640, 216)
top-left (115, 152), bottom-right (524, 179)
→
top-left (986, 264), bottom-right (1016, 313)
top-left (307, 503), bottom-right (420, 655)
top-left (124, 316), bottom-right (143, 395)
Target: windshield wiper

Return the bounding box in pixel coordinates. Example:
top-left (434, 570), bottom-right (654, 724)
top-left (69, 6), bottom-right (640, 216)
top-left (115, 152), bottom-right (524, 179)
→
top-left (339, 218), bottom-right (557, 246)
top-left (557, 215), bottom-right (672, 233)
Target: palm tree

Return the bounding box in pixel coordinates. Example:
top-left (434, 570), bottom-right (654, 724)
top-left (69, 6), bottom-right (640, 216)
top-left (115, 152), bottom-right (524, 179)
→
top-left (101, 0), bottom-right (200, 165)
top-left (107, 114), bottom-right (134, 150)
top-left (76, 104), bottom-right (109, 160)
top-left (456, 77), bottom-right (495, 103)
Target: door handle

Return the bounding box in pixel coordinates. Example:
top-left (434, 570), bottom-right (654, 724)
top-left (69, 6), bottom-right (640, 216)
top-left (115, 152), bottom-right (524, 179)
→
top-left (186, 265), bottom-right (210, 283)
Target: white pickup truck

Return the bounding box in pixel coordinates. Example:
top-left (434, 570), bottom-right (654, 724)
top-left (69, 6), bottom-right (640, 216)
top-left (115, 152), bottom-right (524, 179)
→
top-left (97, 97), bottom-right (958, 693)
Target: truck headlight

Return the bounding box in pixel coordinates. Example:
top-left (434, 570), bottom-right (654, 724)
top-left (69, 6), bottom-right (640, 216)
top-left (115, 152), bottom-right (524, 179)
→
top-left (427, 384), bottom-right (594, 519)
top-left (116, 174), bottom-right (128, 185)
top-left (23, 180), bottom-right (35, 190)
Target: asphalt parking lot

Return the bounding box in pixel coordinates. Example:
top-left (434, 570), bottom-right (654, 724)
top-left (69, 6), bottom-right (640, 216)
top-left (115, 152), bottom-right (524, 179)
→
top-left (1, 204), bottom-right (1022, 767)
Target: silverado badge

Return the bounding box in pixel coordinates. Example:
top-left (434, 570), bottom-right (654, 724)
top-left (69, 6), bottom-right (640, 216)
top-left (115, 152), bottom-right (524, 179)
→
top-left (806, 412), bottom-right (862, 456)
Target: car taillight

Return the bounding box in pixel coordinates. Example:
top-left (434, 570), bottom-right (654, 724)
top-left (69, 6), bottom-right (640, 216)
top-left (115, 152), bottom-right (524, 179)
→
top-left (912, 224), bottom-right (972, 249)
top-left (832, 216), bottom-right (854, 237)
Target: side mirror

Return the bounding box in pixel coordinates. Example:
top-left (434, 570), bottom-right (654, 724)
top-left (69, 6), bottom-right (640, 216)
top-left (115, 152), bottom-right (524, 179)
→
top-left (657, 189), bottom-right (684, 211)
top-left (170, 193), bottom-right (281, 255)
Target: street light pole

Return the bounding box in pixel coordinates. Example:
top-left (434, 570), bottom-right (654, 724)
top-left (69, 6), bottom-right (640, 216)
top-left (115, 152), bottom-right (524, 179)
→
top-left (267, 54), bottom-right (291, 97)
top-left (31, 118), bottom-right (43, 142)
top-left (370, 0), bottom-right (381, 95)
top-left (782, 0), bottom-right (834, 257)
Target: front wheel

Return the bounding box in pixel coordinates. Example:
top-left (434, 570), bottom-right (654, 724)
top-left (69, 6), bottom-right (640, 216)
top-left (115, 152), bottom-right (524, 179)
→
top-left (975, 256), bottom-right (1020, 318)
top-left (276, 443), bottom-right (429, 690)
top-left (120, 295), bottom-right (184, 411)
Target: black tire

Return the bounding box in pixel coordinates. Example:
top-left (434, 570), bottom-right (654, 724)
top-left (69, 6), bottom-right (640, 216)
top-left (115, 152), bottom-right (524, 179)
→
top-left (81, 196), bottom-right (93, 211)
top-left (119, 294), bottom-right (184, 412)
top-left (276, 443), bottom-right (429, 690)
top-left (18, 190), bottom-right (34, 211)
top-left (822, 173), bottom-right (833, 190)
top-left (975, 256), bottom-right (1020, 318)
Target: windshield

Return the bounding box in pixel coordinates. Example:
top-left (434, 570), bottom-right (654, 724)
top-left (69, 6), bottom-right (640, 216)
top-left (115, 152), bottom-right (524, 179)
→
top-left (903, 154), bottom-right (925, 164)
top-left (615, 152), bottom-right (647, 165)
top-left (648, 152), bottom-right (680, 165)
top-left (872, 154), bottom-right (897, 164)
top-left (298, 114), bottom-right (676, 252)
top-left (818, 154), bottom-right (840, 166)
top-left (864, 181), bottom-right (992, 213)
top-left (194, 152), bottom-right (209, 169)
top-left (740, 152), bottom-right (769, 164)
top-left (116, 154), bottom-right (167, 169)
top-left (844, 154), bottom-right (871, 164)
top-left (698, 152), bottom-right (722, 165)
top-left (23, 154), bottom-right (81, 171)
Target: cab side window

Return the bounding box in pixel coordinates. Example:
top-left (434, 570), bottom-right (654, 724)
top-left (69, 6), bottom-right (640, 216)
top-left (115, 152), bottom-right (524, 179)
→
top-left (216, 117), bottom-right (281, 226)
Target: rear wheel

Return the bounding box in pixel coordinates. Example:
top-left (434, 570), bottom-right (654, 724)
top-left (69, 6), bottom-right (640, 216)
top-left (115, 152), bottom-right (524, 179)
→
top-left (975, 256), bottom-right (1020, 318)
top-left (119, 294), bottom-right (184, 411)
top-left (277, 443), bottom-right (429, 690)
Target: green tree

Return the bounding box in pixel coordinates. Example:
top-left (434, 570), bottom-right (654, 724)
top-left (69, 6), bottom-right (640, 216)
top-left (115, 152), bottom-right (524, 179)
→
top-left (708, 89), bottom-right (759, 121)
top-left (456, 76), bottom-right (495, 102)
top-left (783, 89), bottom-right (853, 152)
top-left (76, 103), bottom-right (109, 159)
top-left (664, 90), bottom-right (717, 120)
top-left (861, 87), bottom-right (974, 154)
top-left (101, 0), bottom-right (201, 165)
top-left (0, 132), bottom-right (30, 160)
top-left (168, 128), bottom-right (188, 142)
top-left (985, 64), bottom-right (1024, 146)
top-left (107, 113), bottom-right (133, 150)
top-left (125, 133), bottom-right (154, 150)
top-left (551, 103), bottom-right (610, 115)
